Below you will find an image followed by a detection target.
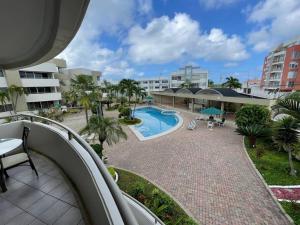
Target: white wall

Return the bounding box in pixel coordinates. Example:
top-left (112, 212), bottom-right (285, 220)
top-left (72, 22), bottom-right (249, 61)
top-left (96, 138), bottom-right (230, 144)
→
top-left (0, 77), bottom-right (8, 88)
top-left (21, 62), bottom-right (58, 73)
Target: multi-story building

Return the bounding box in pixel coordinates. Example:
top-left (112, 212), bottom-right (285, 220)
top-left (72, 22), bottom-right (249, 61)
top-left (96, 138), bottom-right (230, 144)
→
top-left (261, 38), bottom-right (300, 91)
top-left (0, 59), bottom-right (66, 115)
top-left (170, 65), bottom-right (208, 88)
top-left (57, 68), bottom-right (102, 92)
top-left (137, 77), bottom-right (170, 93)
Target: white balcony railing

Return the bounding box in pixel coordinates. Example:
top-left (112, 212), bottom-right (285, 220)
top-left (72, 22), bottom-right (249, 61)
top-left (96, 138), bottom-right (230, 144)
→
top-left (25, 92), bottom-right (62, 102)
top-left (21, 78), bottom-right (59, 87)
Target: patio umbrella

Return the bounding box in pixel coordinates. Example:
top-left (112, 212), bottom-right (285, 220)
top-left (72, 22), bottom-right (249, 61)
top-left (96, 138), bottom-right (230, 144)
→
top-left (145, 96), bottom-right (153, 102)
top-left (200, 107), bottom-right (224, 115)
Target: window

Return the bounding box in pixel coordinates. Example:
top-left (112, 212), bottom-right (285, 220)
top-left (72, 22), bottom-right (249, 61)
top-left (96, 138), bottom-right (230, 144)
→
top-left (143, 81), bottom-right (148, 84)
top-left (155, 86), bottom-right (159, 89)
top-left (0, 70), bottom-right (4, 77)
top-left (289, 62), bottom-right (298, 69)
top-left (0, 104), bottom-right (13, 112)
top-left (162, 86), bottom-right (168, 89)
top-left (162, 80), bottom-right (168, 83)
top-left (19, 71), bottom-right (51, 79)
top-left (292, 51), bottom-right (300, 59)
top-left (288, 81), bottom-right (295, 88)
top-left (288, 71), bottom-right (297, 78)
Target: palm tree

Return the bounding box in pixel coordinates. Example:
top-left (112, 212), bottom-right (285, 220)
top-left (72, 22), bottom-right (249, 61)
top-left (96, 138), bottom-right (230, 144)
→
top-left (272, 117), bottom-right (299, 176)
top-left (180, 79), bottom-right (192, 88)
top-left (273, 92), bottom-right (300, 121)
top-left (222, 76), bottom-right (242, 89)
top-left (236, 124), bottom-right (269, 150)
top-left (119, 79), bottom-right (138, 105)
top-left (83, 115), bottom-right (127, 159)
top-left (208, 79), bottom-right (214, 87)
top-left (7, 85), bottom-right (26, 113)
top-left (132, 86), bottom-right (146, 118)
top-left (79, 94), bottom-right (92, 126)
top-left (0, 90), bottom-right (10, 113)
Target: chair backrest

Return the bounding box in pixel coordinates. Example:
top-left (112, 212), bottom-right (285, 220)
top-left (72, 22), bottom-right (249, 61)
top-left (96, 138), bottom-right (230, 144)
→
top-left (22, 126), bottom-right (30, 152)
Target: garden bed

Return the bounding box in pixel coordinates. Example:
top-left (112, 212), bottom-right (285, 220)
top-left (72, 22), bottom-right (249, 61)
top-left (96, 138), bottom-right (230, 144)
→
top-left (114, 168), bottom-right (198, 225)
top-left (119, 118), bottom-right (141, 125)
top-left (245, 137), bottom-right (300, 224)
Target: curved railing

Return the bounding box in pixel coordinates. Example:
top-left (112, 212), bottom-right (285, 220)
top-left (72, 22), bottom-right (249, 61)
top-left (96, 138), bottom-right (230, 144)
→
top-left (0, 114), bottom-right (141, 225)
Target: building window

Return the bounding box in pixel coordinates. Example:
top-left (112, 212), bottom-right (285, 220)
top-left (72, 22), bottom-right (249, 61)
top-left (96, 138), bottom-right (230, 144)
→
top-left (19, 71), bottom-right (52, 79)
top-left (289, 62), bottom-right (298, 69)
top-left (162, 86), bottom-right (168, 89)
top-left (27, 101), bottom-right (55, 110)
top-left (162, 80), bottom-right (168, 83)
top-left (0, 70), bottom-right (4, 77)
top-left (292, 51), bottom-right (300, 59)
top-left (155, 86), bottom-right (159, 89)
top-left (143, 81), bottom-right (148, 84)
top-left (288, 71), bottom-right (297, 78)
top-left (26, 87), bottom-right (55, 94)
top-left (0, 104), bottom-right (13, 112)
top-left (155, 81), bottom-right (159, 83)
top-left (287, 81), bottom-right (295, 88)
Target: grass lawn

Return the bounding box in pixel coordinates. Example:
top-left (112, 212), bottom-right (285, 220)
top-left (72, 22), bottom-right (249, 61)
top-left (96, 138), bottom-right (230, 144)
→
top-left (280, 202), bottom-right (300, 225)
top-left (245, 137), bottom-right (300, 185)
top-left (245, 137), bottom-right (300, 224)
top-left (114, 168), bottom-right (198, 225)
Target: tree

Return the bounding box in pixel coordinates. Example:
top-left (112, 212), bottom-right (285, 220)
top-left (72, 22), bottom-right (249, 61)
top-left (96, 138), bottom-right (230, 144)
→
top-left (7, 85), bottom-right (26, 113)
top-left (132, 86), bottom-right (146, 118)
top-left (0, 90), bottom-right (10, 113)
top-left (235, 105), bottom-right (270, 128)
top-left (272, 117), bottom-right (299, 176)
top-left (222, 76), bottom-right (242, 89)
top-left (273, 92), bottom-right (300, 122)
top-left (119, 79), bottom-right (138, 105)
top-left (208, 79), bottom-right (214, 87)
top-left (83, 115), bottom-right (127, 159)
top-left (236, 124), bottom-right (269, 149)
top-left (180, 79), bottom-right (192, 88)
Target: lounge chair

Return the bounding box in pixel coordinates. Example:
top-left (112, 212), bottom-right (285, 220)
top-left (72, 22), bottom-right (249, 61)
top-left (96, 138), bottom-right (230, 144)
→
top-left (217, 118), bottom-right (226, 127)
top-left (187, 120), bottom-right (197, 130)
top-left (207, 121), bottom-right (214, 129)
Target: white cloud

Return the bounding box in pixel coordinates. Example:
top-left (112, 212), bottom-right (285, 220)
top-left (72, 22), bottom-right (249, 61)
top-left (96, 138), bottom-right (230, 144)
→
top-left (199, 0), bottom-right (240, 9)
top-left (127, 13), bottom-right (248, 64)
top-left (224, 62), bottom-right (238, 67)
top-left (59, 0), bottom-right (151, 80)
top-left (247, 0), bottom-right (300, 51)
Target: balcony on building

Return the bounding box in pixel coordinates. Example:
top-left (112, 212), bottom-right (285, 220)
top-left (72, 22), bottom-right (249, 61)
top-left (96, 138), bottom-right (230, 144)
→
top-left (20, 71), bottom-right (60, 88)
top-left (0, 114), bottom-right (164, 225)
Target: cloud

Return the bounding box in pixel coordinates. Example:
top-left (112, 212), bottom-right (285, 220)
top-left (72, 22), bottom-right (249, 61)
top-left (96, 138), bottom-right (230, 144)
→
top-left (199, 0), bottom-right (240, 9)
top-left (59, 0), bottom-right (151, 80)
top-left (127, 13), bottom-right (248, 64)
top-left (224, 62), bottom-right (238, 67)
top-left (247, 0), bottom-right (300, 51)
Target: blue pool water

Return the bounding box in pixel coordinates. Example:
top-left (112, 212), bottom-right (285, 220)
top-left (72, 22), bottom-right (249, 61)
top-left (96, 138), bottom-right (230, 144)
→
top-left (133, 107), bottom-right (179, 138)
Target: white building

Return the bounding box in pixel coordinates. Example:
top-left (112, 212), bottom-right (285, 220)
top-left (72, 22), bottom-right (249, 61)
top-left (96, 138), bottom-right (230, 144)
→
top-left (170, 65), bottom-right (208, 88)
top-left (0, 59), bottom-right (66, 115)
top-left (137, 77), bottom-right (170, 93)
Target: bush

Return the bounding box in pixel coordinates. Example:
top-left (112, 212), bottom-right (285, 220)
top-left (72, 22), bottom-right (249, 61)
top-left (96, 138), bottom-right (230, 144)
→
top-left (235, 105), bottom-right (270, 128)
top-left (119, 118), bottom-right (141, 125)
top-left (90, 144), bottom-right (103, 158)
top-left (107, 167), bottom-right (116, 179)
top-left (118, 107), bottom-right (131, 119)
top-left (129, 182), bottom-right (146, 203)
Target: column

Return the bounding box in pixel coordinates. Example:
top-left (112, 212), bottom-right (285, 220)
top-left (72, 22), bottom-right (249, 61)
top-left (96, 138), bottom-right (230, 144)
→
top-left (221, 102), bottom-right (224, 111)
top-left (192, 98), bottom-right (195, 112)
top-left (172, 96), bottom-right (175, 107)
top-left (160, 95), bottom-right (162, 104)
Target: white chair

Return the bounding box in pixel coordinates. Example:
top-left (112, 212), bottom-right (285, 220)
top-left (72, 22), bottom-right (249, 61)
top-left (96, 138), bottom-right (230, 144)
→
top-left (187, 120), bottom-right (197, 130)
top-left (207, 121), bottom-right (214, 129)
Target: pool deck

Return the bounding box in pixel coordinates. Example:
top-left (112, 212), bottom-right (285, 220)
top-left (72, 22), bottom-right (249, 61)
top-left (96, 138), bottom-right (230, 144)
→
top-left (105, 106), bottom-right (291, 225)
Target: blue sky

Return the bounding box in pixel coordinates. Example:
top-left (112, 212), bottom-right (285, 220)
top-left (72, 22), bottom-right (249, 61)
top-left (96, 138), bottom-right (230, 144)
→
top-left (59, 0), bottom-right (300, 83)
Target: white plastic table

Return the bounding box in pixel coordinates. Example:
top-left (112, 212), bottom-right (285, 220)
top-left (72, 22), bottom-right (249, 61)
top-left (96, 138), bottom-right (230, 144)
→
top-left (0, 138), bottom-right (23, 192)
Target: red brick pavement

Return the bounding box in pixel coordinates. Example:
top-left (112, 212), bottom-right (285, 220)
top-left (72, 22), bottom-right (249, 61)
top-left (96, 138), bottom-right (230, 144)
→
top-left (106, 110), bottom-right (291, 225)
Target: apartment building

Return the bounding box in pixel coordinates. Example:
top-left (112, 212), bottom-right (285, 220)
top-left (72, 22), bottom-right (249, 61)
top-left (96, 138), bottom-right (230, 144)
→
top-left (57, 68), bottom-right (102, 92)
top-left (261, 38), bottom-right (300, 91)
top-left (170, 65), bottom-right (208, 88)
top-left (0, 59), bottom-right (66, 115)
top-left (137, 77), bottom-right (170, 93)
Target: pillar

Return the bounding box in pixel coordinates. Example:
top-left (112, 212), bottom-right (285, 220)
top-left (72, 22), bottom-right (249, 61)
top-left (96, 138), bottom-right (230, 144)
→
top-left (192, 98), bottom-right (195, 112)
top-left (172, 96), bottom-right (175, 107)
top-left (160, 95), bottom-right (162, 104)
top-left (221, 102), bottom-right (224, 111)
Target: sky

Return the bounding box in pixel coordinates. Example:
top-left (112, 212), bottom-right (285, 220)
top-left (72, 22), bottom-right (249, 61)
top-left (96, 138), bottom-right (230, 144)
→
top-left (58, 0), bottom-right (300, 83)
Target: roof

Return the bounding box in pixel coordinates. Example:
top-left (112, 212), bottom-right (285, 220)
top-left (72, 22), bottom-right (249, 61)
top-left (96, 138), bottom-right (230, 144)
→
top-left (164, 88), bottom-right (181, 93)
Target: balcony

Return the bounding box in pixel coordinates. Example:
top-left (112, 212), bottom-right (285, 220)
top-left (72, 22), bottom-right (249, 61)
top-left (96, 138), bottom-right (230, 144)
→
top-left (26, 93), bottom-right (62, 102)
top-left (0, 77), bottom-right (8, 88)
top-left (0, 115), bottom-right (164, 225)
top-left (21, 78), bottom-right (60, 87)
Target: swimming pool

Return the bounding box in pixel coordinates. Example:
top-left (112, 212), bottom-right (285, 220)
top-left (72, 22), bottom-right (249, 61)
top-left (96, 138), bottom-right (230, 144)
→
top-left (129, 106), bottom-right (183, 141)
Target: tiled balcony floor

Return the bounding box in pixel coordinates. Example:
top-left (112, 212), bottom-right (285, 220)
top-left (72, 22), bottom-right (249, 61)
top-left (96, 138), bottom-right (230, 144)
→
top-left (0, 153), bottom-right (87, 225)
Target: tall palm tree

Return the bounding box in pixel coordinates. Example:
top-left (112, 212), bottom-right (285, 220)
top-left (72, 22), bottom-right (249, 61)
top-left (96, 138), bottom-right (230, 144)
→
top-left (180, 79), bottom-right (192, 88)
top-left (208, 79), bottom-right (214, 87)
top-left (0, 90), bottom-right (10, 113)
top-left (132, 86), bottom-right (146, 118)
top-left (79, 94), bottom-right (92, 126)
top-left (272, 117), bottom-right (299, 176)
top-left (7, 85), bottom-right (26, 113)
top-left (222, 76), bottom-right (242, 89)
top-left (273, 92), bottom-right (300, 121)
top-left (83, 115), bottom-right (127, 159)
top-left (119, 79), bottom-right (138, 105)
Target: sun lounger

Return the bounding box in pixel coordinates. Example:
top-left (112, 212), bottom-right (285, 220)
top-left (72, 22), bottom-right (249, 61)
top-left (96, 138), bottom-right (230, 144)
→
top-left (187, 120), bottom-right (197, 130)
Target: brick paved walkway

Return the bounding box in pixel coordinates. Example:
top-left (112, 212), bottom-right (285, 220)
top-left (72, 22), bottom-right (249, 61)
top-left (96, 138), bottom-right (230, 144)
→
top-left (106, 109), bottom-right (291, 225)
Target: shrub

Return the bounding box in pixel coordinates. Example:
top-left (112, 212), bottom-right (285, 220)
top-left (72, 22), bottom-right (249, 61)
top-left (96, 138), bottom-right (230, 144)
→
top-left (129, 182), bottom-right (146, 203)
top-left (107, 167), bottom-right (116, 179)
top-left (118, 107), bottom-right (131, 119)
top-left (90, 144), bottom-right (103, 158)
top-left (235, 105), bottom-right (270, 128)
top-left (119, 118), bottom-right (141, 125)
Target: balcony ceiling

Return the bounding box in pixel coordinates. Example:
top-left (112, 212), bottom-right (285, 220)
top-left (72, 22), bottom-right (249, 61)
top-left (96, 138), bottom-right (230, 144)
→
top-left (0, 0), bottom-right (89, 70)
